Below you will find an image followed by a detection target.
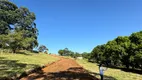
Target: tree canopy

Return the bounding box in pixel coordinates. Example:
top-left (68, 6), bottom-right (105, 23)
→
top-left (0, 0), bottom-right (38, 53)
top-left (58, 48), bottom-right (89, 59)
top-left (58, 48), bottom-right (70, 56)
top-left (89, 31), bottom-right (142, 70)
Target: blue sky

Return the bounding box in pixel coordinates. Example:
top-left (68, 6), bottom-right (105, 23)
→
top-left (11, 0), bottom-right (142, 54)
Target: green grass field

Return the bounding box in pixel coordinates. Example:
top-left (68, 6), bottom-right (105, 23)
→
top-left (0, 52), bottom-right (59, 78)
top-left (77, 59), bottom-right (142, 80)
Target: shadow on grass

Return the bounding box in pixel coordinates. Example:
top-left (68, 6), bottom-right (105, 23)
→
top-left (86, 70), bottom-right (117, 80)
top-left (107, 66), bottom-right (142, 74)
top-left (0, 57), bottom-right (39, 80)
top-left (15, 52), bottom-right (32, 55)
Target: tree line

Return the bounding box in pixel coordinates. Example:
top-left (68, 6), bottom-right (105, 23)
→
top-left (89, 31), bottom-right (142, 70)
top-left (58, 48), bottom-right (90, 59)
top-left (0, 0), bottom-right (38, 53)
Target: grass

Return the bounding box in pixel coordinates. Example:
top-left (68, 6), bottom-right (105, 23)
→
top-left (0, 52), bottom-right (59, 78)
top-left (77, 59), bottom-right (142, 80)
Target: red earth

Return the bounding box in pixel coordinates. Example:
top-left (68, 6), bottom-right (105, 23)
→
top-left (20, 55), bottom-right (99, 80)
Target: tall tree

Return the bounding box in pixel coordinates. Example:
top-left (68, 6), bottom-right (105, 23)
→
top-left (0, 0), bottom-right (38, 52)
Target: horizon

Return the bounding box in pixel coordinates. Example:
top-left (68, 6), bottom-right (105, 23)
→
top-left (11, 0), bottom-right (142, 54)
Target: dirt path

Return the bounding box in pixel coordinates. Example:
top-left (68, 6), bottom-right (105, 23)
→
top-left (20, 55), bottom-right (98, 80)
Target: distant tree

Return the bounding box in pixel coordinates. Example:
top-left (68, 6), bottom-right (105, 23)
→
top-left (73, 52), bottom-right (81, 58)
top-left (64, 48), bottom-right (70, 56)
top-left (44, 50), bottom-right (48, 54)
top-left (58, 48), bottom-right (70, 56)
top-left (38, 45), bottom-right (48, 52)
top-left (69, 51), bottom-right (75, 57)
top-left (58, 49), bottom-right (64, 56)
top-left (82, 52), bottom-right (90, 59)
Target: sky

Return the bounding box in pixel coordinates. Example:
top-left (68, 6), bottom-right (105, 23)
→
top-left (10, 0), bottom-right (142, 54)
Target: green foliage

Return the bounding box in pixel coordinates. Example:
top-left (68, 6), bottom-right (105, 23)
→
top-left (38, 45), bottom-right (48, 52)
top-left (82, 52), bottom-right (90, 59)
top-left (58, 48), bottom-right (71, 56)
top-left (0, 30), bottom-right (35, 53)
top-left (58, 48), bottom-right (88, 59)
top-left (0, 0), bottom-right (38, 52)
top-left (58, 49), bottom-right (64, 56)
top-left (89, 31), bottom-right (142, 70)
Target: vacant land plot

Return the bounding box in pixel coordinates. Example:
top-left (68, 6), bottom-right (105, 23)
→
top-left (21, 57), bottom-right (99, 80)
top-left (77, 59), bottom-right (142, 80)
top-left (0, 52), bottom-right (59, 78)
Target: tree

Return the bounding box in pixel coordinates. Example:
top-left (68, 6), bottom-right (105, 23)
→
top-left (58, 48), bottom-right (71, 56)
top-left (0, 0), bottom-right (38, 52)
top-left (89, 31), bottom-right (142, 70)
top-left (72, 52), bottom-right (81, 59)
top-left (0, 30), bottom-right (35, 53)
top-left (64, 48), bottom-right (70, 56)
top-left (90, 44), bottom-right (106, 63)
top-left (38, 45), bottom-right (48, 52)
top-left (58, 49), bottom-right (64, 56)
top-left (0, 0), bottom-right (18, 34)
top-left (82, 52), bottom-right (90, 59)
top-left (15, 7), bottom-right (38, 50)
top-left (129, 31), bottom-right (142, 69)
top-left (69, 51), bottom-right (75, 57)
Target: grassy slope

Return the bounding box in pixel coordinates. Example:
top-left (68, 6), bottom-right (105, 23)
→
top-left (77, 59), bottom-right (142, 80)
top-left (0, 52), bottom-right (59, 78)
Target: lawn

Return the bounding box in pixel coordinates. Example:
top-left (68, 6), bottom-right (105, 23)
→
top-left (0, 52), bottom-right (59, 78)
top-left (77, 59), bottom-right (142, 80)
